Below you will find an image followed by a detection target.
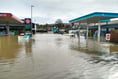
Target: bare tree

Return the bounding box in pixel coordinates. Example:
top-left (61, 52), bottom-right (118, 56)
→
top-left (55, 19), bottom-right (63, 24)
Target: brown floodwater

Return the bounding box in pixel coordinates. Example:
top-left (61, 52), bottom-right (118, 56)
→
top-left (0, 33), bottom-right (118, 79)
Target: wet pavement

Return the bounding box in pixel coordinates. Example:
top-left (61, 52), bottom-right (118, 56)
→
top-left (0, 33), bottom-right (118, 79)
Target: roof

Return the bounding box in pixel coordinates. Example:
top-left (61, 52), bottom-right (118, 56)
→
top-left (0, 13), bottom-right (23, 24)
top-left (69, 12), bottom-right (118, 23)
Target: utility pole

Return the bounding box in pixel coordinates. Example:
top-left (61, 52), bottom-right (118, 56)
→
top-left (31, 5), bottom-right (34, 31)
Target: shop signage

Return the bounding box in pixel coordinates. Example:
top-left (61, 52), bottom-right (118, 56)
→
top-left (0, 14), bottom-right (7, 16)
top-left (0, 13), bottom-right (11, 17)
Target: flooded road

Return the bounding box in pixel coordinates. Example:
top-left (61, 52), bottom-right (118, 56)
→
top-left (0, 34), bottom-right (118, 79)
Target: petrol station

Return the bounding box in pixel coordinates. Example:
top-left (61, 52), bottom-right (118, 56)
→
top-left (69, 12), bottom-right (118, 43)
top-left (0, 13), bottom-right (34, 36)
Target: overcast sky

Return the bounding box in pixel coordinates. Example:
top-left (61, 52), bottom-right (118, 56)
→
top-left (1, 0), bottom-right (118, 24)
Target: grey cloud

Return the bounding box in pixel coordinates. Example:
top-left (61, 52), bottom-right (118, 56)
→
top-left (1, 0), bottom-right (118, 24)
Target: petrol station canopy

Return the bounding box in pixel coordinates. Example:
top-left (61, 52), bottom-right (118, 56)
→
top-left (0, 13), bottom-right (23, 24)
top-left (69, 12), bottom-right (118, 24)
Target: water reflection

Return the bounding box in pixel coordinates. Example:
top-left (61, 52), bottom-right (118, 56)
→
top-left (0, 36), bottom-right (35, 61)
top-left (69, 36), bottom-right (118, 64)
top-left (18, 37), bottom-right (35, 57)
top-left (110, 45), bottom-right (118, 54)
top-left (69, 38), bottom-right (102, 55)
top-left (70, 36), bottom-right (118, 55)
top-left (0, 34), bottom-right (118, 79)
top-left (0, 36), bottom-right (21, 60)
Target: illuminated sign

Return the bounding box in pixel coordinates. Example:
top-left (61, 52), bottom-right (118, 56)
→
top-left (0, 14), bottom-right (7, 16)
top-left (24, 18), bottom-right (31, 24)
top-left (0, 13), bottom-right (11, 17)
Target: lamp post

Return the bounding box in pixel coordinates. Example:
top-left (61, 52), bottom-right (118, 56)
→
top-left (31, 5), bottom-right (34, 31)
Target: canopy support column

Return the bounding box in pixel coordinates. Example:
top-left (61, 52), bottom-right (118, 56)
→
top-left (6, 25), bottom-right (10, 36)
top-left (86, 25), bottom-right (89, 39)
top-left (86, 24), bottom-right (89, 48)
top-left (78, 25), bottom-right (80, 46)
top-left (98, 22), bottom-right (101, 42)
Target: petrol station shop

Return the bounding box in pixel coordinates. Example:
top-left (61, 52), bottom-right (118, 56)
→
top-left (0, 13), bottom-right (33, 36)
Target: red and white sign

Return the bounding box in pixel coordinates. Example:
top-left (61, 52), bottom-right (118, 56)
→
top-left (25, 18), bottom-right (31, 24)
top-left (26, 19), bottom-right (30, 24)
top-left (106, 34), bottom-right (111, 40)
top-left (0, 13), bottom-right (11, 17)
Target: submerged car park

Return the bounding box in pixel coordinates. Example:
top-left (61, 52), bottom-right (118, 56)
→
top-left (0, 12), bottom-right (118, 79)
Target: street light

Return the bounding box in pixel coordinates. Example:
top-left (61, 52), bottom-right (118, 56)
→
top-left (31, 5), bottom-right (34, 30)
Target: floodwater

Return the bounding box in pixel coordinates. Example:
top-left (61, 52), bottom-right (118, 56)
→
top-left (0, 33), bottom-right (118, 79)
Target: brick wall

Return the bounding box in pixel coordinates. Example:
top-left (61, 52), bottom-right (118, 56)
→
top-left (110, 30), bottom-right (118, 43)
